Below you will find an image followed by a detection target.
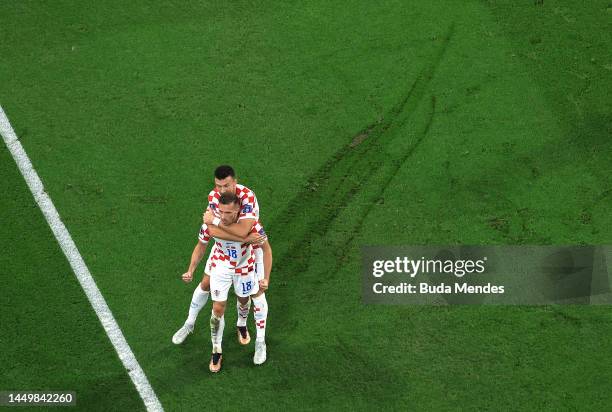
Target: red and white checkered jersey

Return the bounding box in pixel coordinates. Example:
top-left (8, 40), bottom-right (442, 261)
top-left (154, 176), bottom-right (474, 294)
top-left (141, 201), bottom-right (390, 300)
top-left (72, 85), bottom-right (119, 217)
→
top-left (198, 221), bottom-right (266, 274)
top-left (207, 184), bottom-right (259, 222)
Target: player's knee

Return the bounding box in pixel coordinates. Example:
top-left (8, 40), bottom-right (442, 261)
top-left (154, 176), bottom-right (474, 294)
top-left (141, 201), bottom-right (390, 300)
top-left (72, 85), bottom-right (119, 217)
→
top-left (252, 293), bottom-right (267, 307)
top-left (237, 296), bottom-right (250, 305)
top-left (200, 276), bottom-right (210, 291)
top-left (212, 302), bottom-right (225, 317)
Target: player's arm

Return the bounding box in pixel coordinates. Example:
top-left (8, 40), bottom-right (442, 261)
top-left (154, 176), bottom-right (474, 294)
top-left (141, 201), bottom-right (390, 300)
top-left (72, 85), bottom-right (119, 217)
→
top-left (204, 209), bottom-right (255, 239)
top-left (181, 241), bottom-right (207, 283)
top-left (182, 224), bottom-right (210, 283)
top-left (219, 218), bottom-right (255, 238)
top-left (207, 224), bottom-right (267, 245)
top-left (206, 224), bottom-right (247, 242)
top-left (259, 240), bottom-right (273, 291)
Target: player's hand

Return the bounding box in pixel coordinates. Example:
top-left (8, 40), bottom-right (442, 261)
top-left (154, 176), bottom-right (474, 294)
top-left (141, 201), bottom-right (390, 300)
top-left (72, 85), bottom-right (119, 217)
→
top-left (246, 232), bottom-right (267, 245)
top-left (203, 210), bottom-right (214, 225)
top-left (258, 278), bottom-right (269, 292)
top-left (181, 271), bottom-right (193, 283)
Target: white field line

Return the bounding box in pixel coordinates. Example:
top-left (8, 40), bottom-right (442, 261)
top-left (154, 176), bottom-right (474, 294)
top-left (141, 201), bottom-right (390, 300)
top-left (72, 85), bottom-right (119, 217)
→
top-left (0, 106), bottom-right (163, 412)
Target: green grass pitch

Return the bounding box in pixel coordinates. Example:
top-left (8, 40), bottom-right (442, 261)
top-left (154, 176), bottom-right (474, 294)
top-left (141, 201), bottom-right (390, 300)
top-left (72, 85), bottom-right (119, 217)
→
top-left (1, 1), bottom-right (611, 410)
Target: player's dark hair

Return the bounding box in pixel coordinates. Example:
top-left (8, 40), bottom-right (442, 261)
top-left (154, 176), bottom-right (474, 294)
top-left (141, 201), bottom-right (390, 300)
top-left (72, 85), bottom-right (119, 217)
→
top-left (219, 192), bottom-right (239, 206)
top-left (214, 165), bottom-right (235, 180)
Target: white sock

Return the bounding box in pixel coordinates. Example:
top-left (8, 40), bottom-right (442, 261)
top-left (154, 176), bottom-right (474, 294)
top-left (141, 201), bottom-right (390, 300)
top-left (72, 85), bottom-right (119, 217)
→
top-left (236, 298), bottom-right (251, 327)
top-left (186, 285), bottom-right (209, 327)
top-left (210, 311), bottom-right (225, 353)
top-left (252, 294), bottom-right (268, 342)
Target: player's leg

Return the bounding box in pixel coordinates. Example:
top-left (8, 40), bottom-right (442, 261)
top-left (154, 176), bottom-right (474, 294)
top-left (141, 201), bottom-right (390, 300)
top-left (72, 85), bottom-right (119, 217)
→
top-left (251, 287), bottom-right (268, 365)
top-left (172, 274), bottom-right (211, 344)
top-left (209, 271), bottom-right (231, 373)
top-left (187, 275), bottom-right (211, 324)
top-left (234, 248), bottom-right (263, 338)
top-left (233, 273), bottom-right (258, 348)
top-left (236, 259), bottom-right (256, 344)
top-left (172, 253), bottom-right (214, 344)
top-left (236, 295), bottom-right (251, 345)
top-left (209, 300), bottom-right (226, 373)
top-left (172, 273), bottom-right (210, 345)
top-left (234, 270), bottom-right (267, 364)
top-left (251, 248), bottom-right (268, 364)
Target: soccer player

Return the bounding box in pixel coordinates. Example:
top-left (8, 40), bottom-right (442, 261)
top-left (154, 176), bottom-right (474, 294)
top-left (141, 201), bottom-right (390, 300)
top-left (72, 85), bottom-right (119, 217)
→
top-left (173, 165), bottom-right (267, 346)
top-left (182, 192), bottom-right (273, 372)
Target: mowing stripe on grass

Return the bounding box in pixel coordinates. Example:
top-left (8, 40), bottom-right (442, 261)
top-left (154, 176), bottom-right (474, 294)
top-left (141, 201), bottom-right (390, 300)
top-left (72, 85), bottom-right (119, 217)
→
top-left (271, 24), bottom-right (454, 275)
top-left (0, 105), bottom-right (163, 412)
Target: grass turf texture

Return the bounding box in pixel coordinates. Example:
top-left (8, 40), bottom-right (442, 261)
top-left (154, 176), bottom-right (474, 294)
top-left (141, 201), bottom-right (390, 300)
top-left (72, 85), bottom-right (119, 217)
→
top-left (1, 1), bottom-right (611, 410)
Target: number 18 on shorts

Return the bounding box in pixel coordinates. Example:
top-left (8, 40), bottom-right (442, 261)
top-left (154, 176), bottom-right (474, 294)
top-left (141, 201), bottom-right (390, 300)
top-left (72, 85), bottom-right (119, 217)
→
top-left (209, 266), bottom-right (259, 302)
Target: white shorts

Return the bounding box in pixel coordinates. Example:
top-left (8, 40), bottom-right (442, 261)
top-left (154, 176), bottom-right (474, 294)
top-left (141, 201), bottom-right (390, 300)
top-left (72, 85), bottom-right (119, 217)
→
top-left (208, 264), bottom-right (259, 302)
top-left (253, 247), bottom-right (264, 281)
top-left (204, 253), bottom-right (214, 275)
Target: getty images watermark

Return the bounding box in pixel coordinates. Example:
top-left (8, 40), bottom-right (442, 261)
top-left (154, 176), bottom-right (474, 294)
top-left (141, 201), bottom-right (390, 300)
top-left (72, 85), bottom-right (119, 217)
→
top-left (362, 246), bottom-right (612, 305)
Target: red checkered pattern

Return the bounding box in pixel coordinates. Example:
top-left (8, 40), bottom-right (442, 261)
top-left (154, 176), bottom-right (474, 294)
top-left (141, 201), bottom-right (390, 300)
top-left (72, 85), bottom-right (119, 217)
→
top-left (197, 219), bottom-right (267, 274)
top-left (207, 184), bottom-right (259, 221)
top-left (250, 221), bottom-right (266, 250)
top-left (251, 221), bottom-right (264, 234)
top-left (256, 320), bottom-right (265, 329)
top-left (210, 244), bottom-right (256, 275)
top-left (198, 224), bottom-right (211, 244)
